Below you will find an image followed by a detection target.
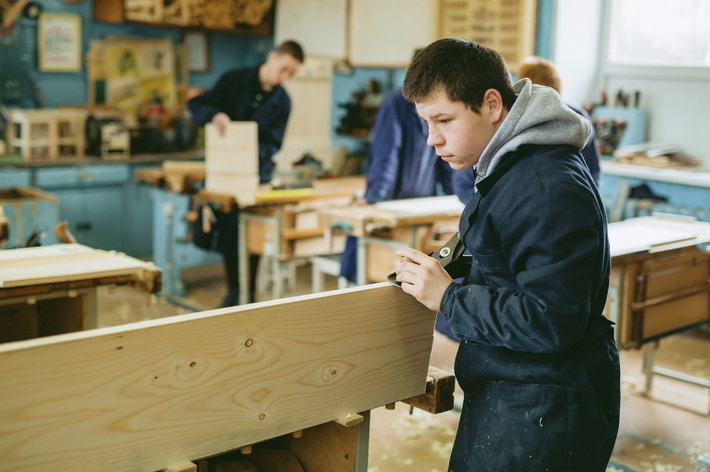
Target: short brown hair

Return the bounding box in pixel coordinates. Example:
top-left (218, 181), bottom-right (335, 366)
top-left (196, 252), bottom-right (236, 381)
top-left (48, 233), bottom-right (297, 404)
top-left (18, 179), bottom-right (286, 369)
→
top-left (402, 38), bottom-right (516, 112)
top-left (517, 56), bottom-right (562, 92)
top-left (277, 40), bottom-right (305, 64)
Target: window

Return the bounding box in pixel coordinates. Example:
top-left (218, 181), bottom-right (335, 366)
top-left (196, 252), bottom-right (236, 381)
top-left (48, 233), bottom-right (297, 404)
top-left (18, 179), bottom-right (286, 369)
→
top-left (607, 0), bottom-right (710, 67)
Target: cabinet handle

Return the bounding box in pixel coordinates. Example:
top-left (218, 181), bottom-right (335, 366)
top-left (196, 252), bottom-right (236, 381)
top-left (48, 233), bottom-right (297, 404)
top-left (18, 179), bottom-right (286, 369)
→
top-left (76, 222), bottom-right (92, 231)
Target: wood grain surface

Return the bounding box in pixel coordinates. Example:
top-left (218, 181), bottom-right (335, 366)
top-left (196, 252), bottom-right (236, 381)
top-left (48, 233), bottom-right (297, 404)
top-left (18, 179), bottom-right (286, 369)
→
top-left (0, 283), bottom-right (435, 471)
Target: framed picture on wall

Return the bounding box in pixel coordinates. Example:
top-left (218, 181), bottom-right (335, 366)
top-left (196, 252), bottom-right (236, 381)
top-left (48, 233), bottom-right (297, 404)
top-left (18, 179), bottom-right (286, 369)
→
top-left (184, 31), bottom-right (209, 73)
top-left (38, 13), bottom-right (82, 72)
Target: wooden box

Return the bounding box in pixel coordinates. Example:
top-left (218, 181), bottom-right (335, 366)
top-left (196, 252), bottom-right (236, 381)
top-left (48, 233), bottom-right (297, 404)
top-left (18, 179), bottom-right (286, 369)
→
top-left (6, 109), bottom-right (86, 161)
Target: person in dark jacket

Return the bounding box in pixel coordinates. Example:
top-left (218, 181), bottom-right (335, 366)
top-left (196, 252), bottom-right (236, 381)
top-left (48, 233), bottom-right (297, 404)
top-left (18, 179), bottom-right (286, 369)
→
top-left (337, 87), bottom-right (458, 339)
top-left (188, 40), bottom-right (304, 307)
top-left (452, 55), bottom-right (602, 203)
top-left (339, 88), bottom-right (456, 283)
top-left (394, 38), bottom-right (620, 471)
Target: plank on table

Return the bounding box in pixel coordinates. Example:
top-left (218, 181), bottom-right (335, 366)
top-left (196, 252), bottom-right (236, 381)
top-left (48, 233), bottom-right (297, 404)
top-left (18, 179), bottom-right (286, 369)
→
top-left (0, 282), bottom-right (435, 472)
top-left (0, 244), bottom-right (158, 288)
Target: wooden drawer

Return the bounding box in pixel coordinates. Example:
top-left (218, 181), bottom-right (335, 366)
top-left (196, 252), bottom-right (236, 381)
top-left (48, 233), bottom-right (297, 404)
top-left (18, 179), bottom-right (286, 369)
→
top-left (612, 248), bottom-right (710, 348)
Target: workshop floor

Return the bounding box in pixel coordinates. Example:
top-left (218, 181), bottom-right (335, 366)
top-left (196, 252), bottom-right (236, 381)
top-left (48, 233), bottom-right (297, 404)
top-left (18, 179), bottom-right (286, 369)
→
top-left (97, 263), bottom-right (710, 472)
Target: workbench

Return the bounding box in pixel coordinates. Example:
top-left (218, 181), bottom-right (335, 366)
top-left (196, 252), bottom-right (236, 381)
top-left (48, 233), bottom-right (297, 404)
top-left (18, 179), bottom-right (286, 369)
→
top-left (606, 215), bottom-right (710, 406)
top-left (0, 283), bottom-right (454, 471)
top-left (137, 163), bottom-right (363, 301)
top-left (318, 195), bottom-right (465, 285)
top-left (0, 243), bottom-right (161, 343)
top-left (204, 176), bottom-right (363, 303)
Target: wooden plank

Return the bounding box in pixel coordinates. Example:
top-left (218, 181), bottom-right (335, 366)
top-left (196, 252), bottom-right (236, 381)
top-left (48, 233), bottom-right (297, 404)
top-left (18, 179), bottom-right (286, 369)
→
top-left (205, 122), bottom-right (258, 176)
top-left (0, 283), bottom-right (435, 472)
top-left (0, 244), bottom-right (160, 289)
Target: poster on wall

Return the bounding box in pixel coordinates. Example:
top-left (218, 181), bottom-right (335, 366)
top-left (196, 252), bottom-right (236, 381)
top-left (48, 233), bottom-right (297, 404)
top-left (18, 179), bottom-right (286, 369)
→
top-left (103, 38), bottom-right (177, 115)
top-left (38, 13), bottom-right (82, 72)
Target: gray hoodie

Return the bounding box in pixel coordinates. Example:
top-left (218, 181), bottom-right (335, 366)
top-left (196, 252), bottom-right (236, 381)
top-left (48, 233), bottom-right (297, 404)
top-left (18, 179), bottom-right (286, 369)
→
top-left (475, 78), bottom-right (591, 184)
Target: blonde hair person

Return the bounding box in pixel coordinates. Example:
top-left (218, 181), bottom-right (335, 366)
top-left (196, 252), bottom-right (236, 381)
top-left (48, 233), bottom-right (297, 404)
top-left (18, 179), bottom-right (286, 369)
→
top-left (518, 56), bottom-right (601, 184)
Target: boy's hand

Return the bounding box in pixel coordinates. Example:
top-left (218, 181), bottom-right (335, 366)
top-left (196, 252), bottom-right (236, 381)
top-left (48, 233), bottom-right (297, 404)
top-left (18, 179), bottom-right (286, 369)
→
top-left (212, 112), bottom-right (231, 136)
top-left (394, 247), bottom-right (453, 312)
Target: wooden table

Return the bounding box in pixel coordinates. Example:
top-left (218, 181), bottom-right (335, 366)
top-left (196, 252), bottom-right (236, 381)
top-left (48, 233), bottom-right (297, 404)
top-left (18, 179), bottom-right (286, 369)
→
top-left (318, 195), bottom-right (465, 285)
top-left (0, 243), bottom-right (161, 342)
top-left (228, 176), bottom-right (364, 302)
top-left (137, 162), bottom-right (364, 301)
top-left (606, 215), bottom-right (710, 406)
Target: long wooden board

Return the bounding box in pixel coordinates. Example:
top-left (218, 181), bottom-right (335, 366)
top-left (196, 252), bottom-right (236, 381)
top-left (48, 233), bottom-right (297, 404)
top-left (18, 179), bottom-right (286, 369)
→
top-left (0, 283), bottom-right (435, 471)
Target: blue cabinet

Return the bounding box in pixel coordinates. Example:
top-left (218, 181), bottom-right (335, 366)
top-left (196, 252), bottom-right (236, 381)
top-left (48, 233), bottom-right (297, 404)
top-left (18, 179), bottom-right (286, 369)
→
top-left (33, 164), bottom-right (131, 251)
top-left (2, 156), bottom-right (201, 257)
top-left (0, 187), bottom-right (60, 248)
top-left (125, 164), bottom-right (161, 258)
top-left (151, 188), bottom-right (222, 297)
top-left (0, 168), bottom-right (31, 188)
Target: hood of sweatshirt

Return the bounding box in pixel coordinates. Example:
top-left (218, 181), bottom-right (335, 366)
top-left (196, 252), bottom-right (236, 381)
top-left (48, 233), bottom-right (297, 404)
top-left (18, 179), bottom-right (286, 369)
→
top-left (474, 78), bottom-right (591, 183)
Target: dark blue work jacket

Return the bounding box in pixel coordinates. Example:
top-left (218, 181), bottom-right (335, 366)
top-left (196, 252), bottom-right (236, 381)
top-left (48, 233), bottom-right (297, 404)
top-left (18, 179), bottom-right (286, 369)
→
top-left (442, 144), bottom-right (620, 471)
top-left (188, 65), bottom-right (290, 184)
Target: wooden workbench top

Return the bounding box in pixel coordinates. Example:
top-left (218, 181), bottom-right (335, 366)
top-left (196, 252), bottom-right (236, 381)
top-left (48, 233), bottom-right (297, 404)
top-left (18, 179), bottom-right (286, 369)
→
top-left (0, 244), bottom-right (161, 296)
top-left (609, 215), bottom-right (710, 261)
top-left (318, 195), bottom-right (465, 237)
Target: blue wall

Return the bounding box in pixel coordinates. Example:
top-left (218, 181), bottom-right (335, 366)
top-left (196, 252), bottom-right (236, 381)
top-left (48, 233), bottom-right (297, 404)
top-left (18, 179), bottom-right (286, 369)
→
top-left (1, 0), bottom-right (556, 152)
top-left (0, 0), bottom-right (271, 108)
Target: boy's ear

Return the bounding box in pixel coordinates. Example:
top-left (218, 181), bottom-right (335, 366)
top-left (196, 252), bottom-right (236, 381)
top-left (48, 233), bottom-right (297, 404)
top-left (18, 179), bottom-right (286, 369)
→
top-left (483, 89), bottom-right (505, 123)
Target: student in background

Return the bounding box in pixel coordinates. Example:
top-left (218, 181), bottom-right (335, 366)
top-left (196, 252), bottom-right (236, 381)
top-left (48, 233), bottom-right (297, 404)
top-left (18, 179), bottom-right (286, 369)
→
top-left (339, 87), bottom-right (456, 281)
top-left (394, 38), bottom-right (619, 471)
top-left (188, 40), bottom-right (305, 307)
top-left (337, 86), bottom-right (458, 339)
top-left (453, 55), bottom-right (601, 203)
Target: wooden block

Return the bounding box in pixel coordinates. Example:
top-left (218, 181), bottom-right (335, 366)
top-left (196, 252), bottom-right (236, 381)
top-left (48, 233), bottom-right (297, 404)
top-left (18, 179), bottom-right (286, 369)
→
top-left (334, 413), bottom-right (364, 427)
top-left (205, 122), bottom-right (258, 176)
top-left (165, 460), bottom-right (197, 472)
top-left (0, 283), bottom-right (435, 471)
top-left (401, 365), bottom-right (456, 414)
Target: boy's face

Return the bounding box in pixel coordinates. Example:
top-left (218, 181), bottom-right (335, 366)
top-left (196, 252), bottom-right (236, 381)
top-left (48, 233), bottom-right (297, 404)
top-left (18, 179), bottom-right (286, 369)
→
top-left (261, 51), bottom-right (301, 90)
top-left (416, 88), bottom-right (501, 171)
